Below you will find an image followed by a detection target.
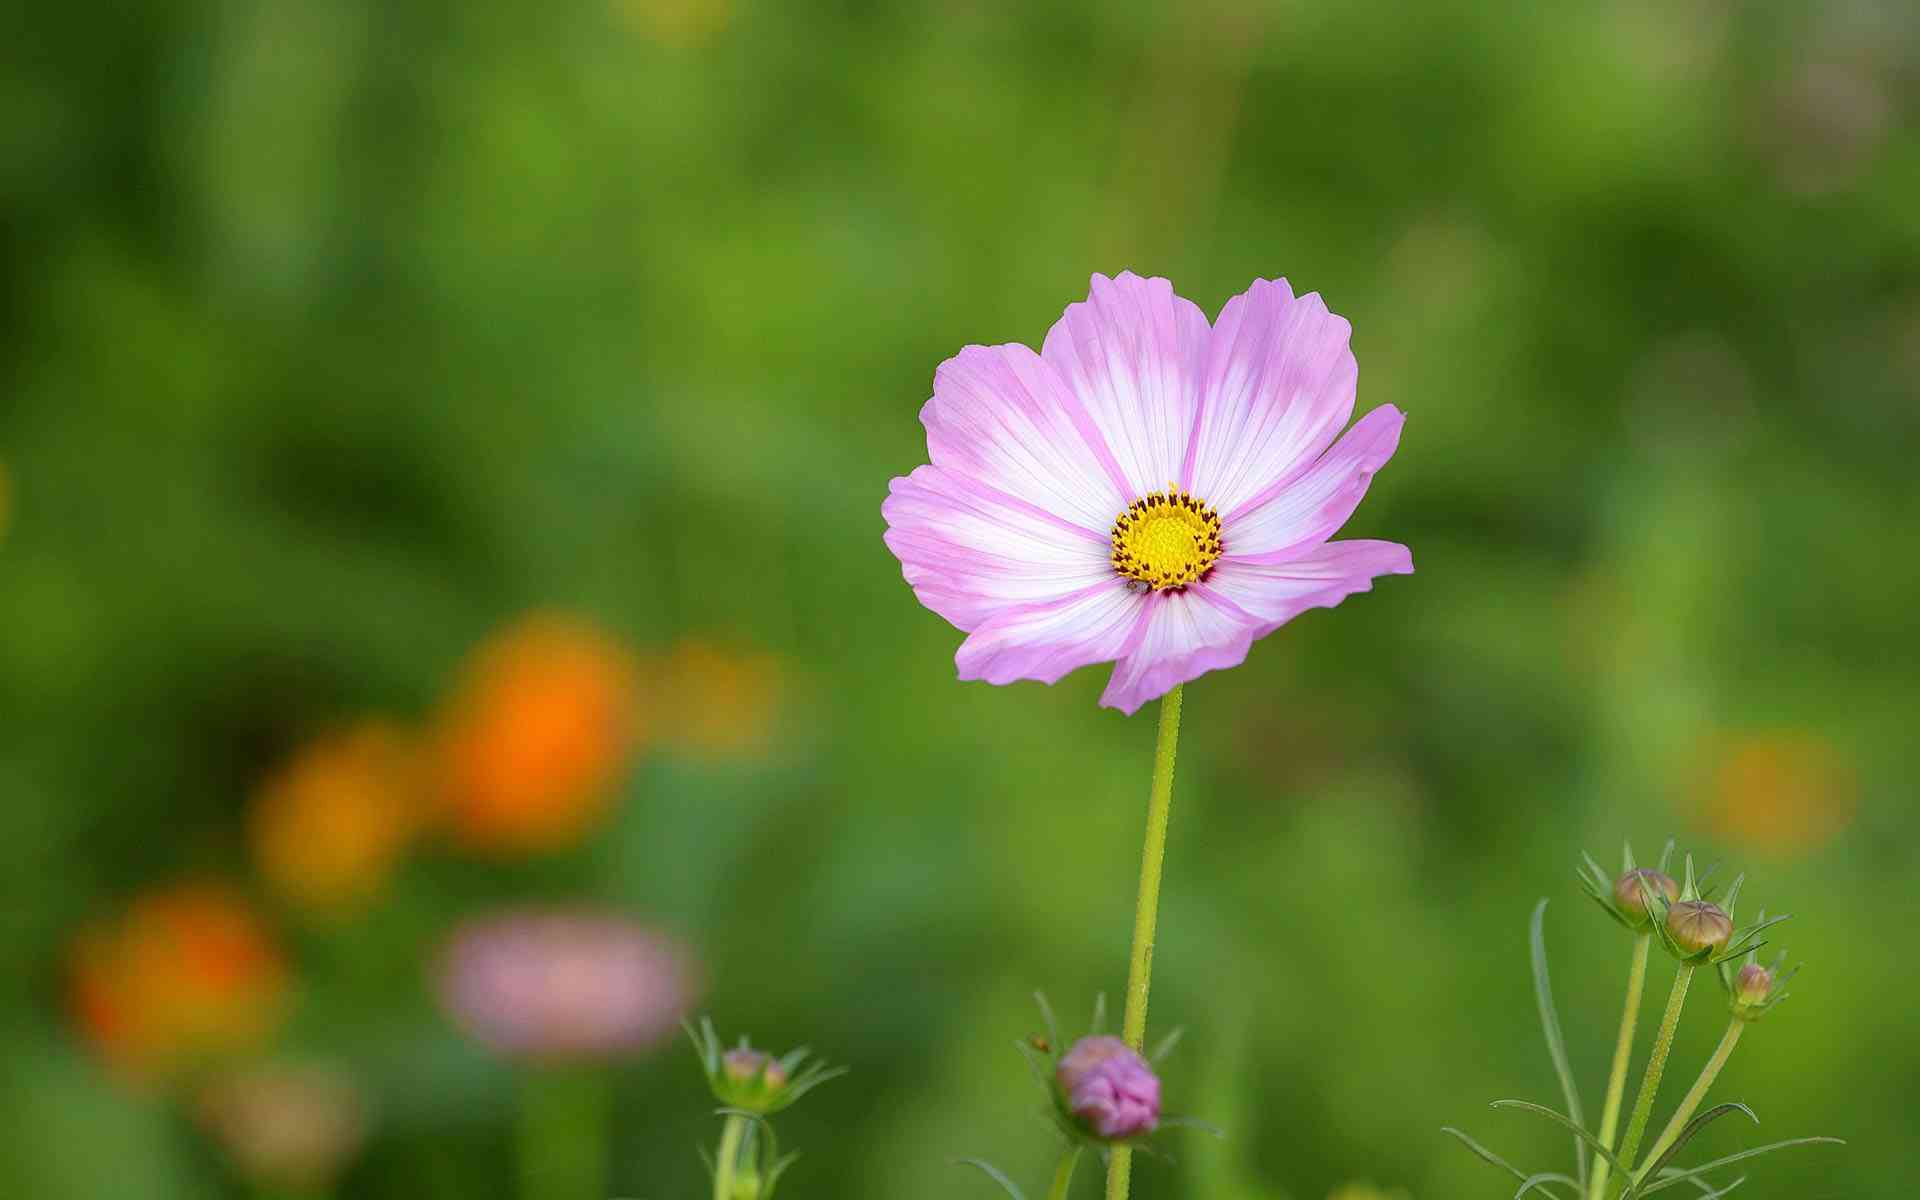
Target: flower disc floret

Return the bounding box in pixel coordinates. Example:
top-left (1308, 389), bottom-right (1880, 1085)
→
top-left (1110, 486), bottom-right (1222, 590)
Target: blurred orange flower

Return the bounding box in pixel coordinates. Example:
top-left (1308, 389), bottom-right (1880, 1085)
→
top-left (67, 882), bottom-right (290, 1084)
top-left (438, 613), bottom-right (641, 854)
top-left (647, 637), bottom-right (787, 760)
top-left (251, 722), bottom-right (424, 918)
top-left (1689, 729), bottom-right (1858, 859)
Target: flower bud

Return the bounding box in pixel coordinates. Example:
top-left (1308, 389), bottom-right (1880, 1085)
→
top-left (722, 1047), bottom-right (769, 1083)
top-left (1733, 963), bottom-right (1774, 1017)
top-left (689, 1018), bottom-right (844, 1118)
top-left (1612, 868), bottom-right (1680, 926)
top-left (715, 1045), bottom-right (789, 1112)
top-left (1055, 1036), bottom-right (1160, 1141)
top-left (1666, 900), bottom-right (1733, 958)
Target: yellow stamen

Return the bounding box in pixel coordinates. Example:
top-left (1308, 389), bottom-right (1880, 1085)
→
top-left (1109, 484), bottom-right (1222, 591)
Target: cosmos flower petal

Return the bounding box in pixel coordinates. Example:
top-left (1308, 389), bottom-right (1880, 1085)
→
top-left (883, 465), bottom-right (1114, 632)
top-left (1205, 539), bottom-right (1413, 637)
top-left (955, 581), bottom-right (1144, 687)
top-left (1098, 590), bottom-right (1258, 715)
top-left (1183, 279), bottom-right (1358, 514)
top-left (923, 342), bottom-right (1129, 533)
top-left (1219, 404), bottom-right (1404, 562)
top-left (1041, 271), bottom-right (1211, 498)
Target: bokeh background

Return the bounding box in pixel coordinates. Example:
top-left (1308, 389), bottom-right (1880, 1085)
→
top-left (3, 0), bottom-right (1915, 1197)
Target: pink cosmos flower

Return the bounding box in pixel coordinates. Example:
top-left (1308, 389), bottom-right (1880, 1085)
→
top-left (883, 272), bottom-right (1411, 713)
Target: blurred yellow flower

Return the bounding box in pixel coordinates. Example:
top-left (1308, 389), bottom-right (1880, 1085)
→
top-left (66, 882), bottom-right (290, 1085)
top-left (197, 1061), bottom-right (368, 1192)
top-left (614, 0), bottom-right (734, 48)
top-left (437, 613), bottom-right (641, 854)
top-left (250, 722), bottom-right (424, 918)
top-left (1690, 728), bottom-right (1857, 860)
top-left (647, 636), bottom-right (787, 760)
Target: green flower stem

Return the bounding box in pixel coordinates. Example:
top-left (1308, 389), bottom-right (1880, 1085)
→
top-left (1587, 933), bottom-right (1652, 1200)
top-left (1631, 1017), bottom-right (1745, 1188)
top-left (1611, 964), bottom-right (1694, 1196)
top-left (1105, 683), bottom-right (1185, 1200)
top-left (518, 1066), bottom-right (609, 1200)
top-left (711, 1112), bottom-right (747, 1200)
top-left (1046, 1145), bottom-right (1083, 1200)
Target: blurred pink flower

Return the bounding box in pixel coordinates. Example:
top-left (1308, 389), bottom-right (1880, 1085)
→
top-left (436, 910), bottom-right (698, 1062)
top-left (883, 272), bottom-right (1410, 714)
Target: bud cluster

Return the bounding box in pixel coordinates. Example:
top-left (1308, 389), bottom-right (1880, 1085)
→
top-left (1450, 837), bottom-right (1837, 1198)
top-left (1581, 841), bottom-right (1788, 966)
top-left (686, 1017), bottom-right (844, 1200)
top-left (687, 1017), bottom-right (845, 1117)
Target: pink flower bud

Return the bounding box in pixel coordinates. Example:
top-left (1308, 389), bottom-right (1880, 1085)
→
top-left (1666, 900), bottom-right (1734, 958)
top-left (1613, 868), bottom-right (1680, 925)
top-left (1735, 963), bottom-right (1774, 1008)
top-left (1055, 1036), bottom-right (1160, 1141)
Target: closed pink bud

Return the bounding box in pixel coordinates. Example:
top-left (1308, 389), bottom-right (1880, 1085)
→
top-left (1055, 1036), bottom-right (1160, 1141)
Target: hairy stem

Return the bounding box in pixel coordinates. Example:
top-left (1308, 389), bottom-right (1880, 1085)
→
top-left (1588, 933), bottom-right (1651, 1200)
top-left (1047, 1145), bottom-right (1083, 1200)
top-left (712, 1112), bottom-right (746, 1200)
top-left (1105, 684), bottom-right (1185, 1200)
top-left (1632, 1018), bottom-right (1745, 1187)
top-left (1612, 964), bottom-right (1694, 1195)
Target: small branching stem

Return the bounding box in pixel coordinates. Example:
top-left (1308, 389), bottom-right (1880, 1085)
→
top-left (1588, 933), bottom-right (1651, 1200)
top-left (712, 1113), bottom-right (746, 1200)
top-left (1631, 1018), bottom-right (1745, 1188)
top-left (1612, 964), bottom-right (1694, 1196)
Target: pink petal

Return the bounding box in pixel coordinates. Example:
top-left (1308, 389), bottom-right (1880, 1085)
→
top-left (1220, 405), bottom-right (1404, 562)
top-left (1182, 279), bottom-right (1357, 514)
top-left (884, 465), bottom-right (1114, 633)
top-left (923, 342), bottom-right (1129, 534)
top-left (1098, 590), bottom-right (1257, 715)
top-left (1205, 539), bottom-right (1413, 637)
top-left (1042, 272), bottom-right (1211, 502)
top-left (955, 581), bottom-right (1146, 688)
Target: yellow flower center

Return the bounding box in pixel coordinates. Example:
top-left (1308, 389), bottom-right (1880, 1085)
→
top-left (1109, 485), bottom-right (1222, 591)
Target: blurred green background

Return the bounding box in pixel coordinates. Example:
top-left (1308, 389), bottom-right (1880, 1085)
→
top-left (3, 0), bottom-right (1915, 1197)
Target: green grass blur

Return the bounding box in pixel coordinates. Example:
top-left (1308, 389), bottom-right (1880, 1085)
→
top-left (3, 0), bottom-right (1916, 1196)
